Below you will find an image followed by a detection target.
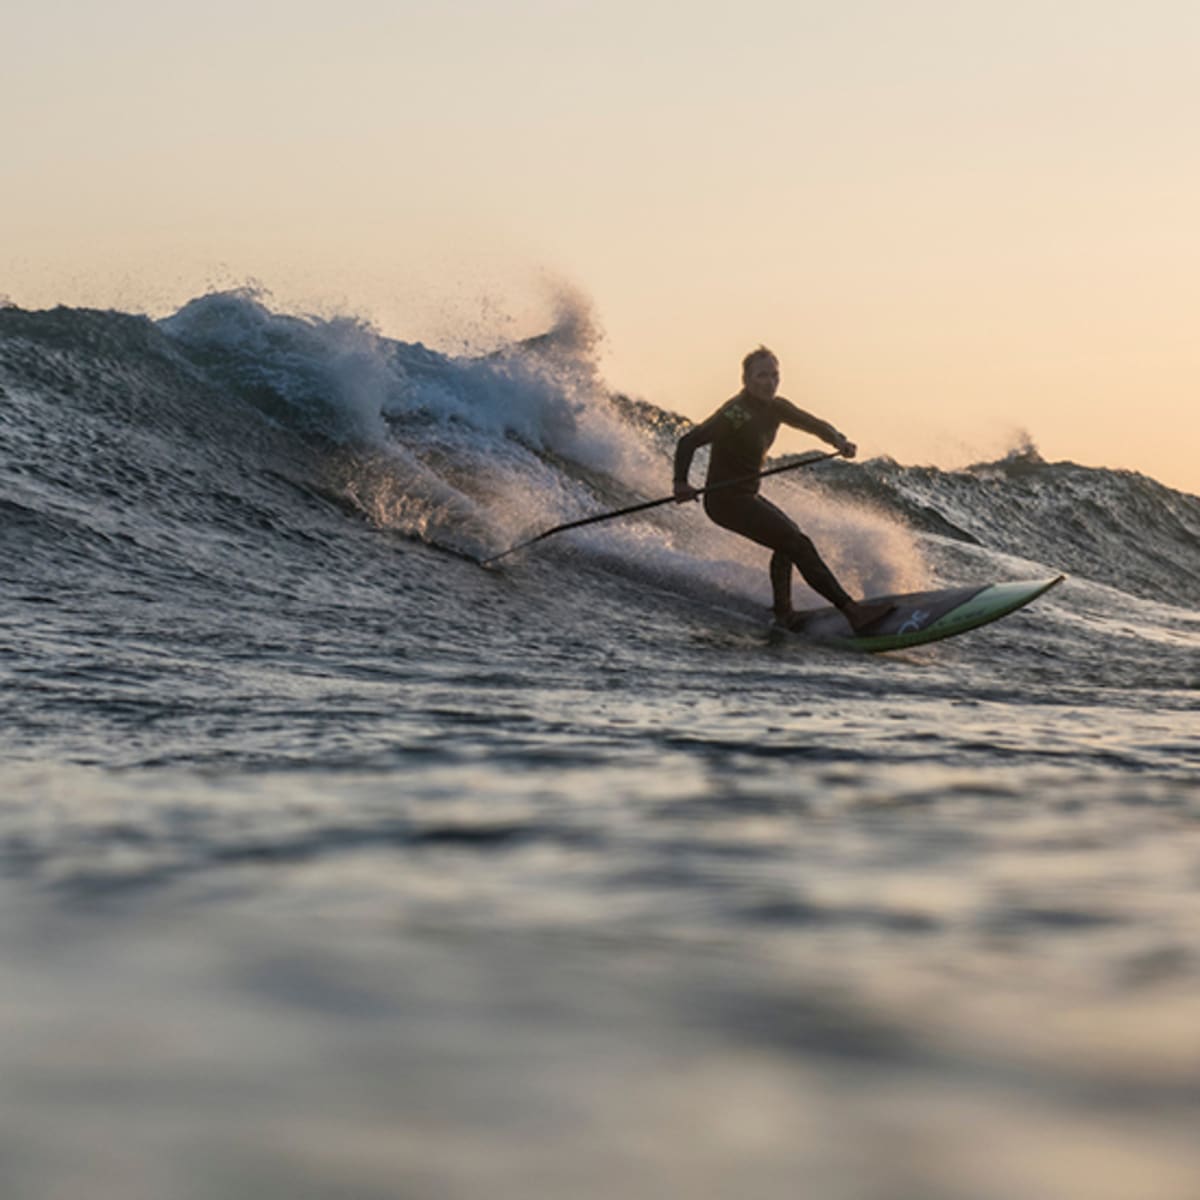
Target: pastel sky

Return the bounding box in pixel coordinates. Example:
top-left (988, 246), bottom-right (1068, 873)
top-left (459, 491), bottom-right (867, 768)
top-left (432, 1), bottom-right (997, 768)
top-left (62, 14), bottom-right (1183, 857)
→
top-left (5, 1), bottom-right (1198, 492)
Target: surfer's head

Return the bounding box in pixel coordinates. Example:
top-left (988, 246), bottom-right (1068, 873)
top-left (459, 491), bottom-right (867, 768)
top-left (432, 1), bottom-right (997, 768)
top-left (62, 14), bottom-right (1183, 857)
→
top-left (741, 346), bottom-right (779, 401)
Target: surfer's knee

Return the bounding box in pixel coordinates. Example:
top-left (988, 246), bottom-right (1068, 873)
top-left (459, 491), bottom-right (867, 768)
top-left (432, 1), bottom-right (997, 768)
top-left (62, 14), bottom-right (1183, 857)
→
top-left (789, 532), bottom-right (819, 565)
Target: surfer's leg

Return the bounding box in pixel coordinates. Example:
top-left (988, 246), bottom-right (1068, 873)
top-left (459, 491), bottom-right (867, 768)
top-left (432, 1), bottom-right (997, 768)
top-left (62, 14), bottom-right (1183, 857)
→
top-left (788, 536), bottom-right (853, 610)
top-left (769, 551), bottom-right (793, 619)
top-left (776, 513), bottom-right (894, 631)
top-left (705, 494), bottom-right (853, 611)
top-left (753, 498), bottom-right (853, 611)
top-left (707, 496), bottom-right (894, 633)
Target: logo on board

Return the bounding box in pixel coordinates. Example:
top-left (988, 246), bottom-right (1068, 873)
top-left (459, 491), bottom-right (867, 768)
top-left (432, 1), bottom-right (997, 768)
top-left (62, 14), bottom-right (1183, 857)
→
top-left (897, 609), bottom-right (931, 633)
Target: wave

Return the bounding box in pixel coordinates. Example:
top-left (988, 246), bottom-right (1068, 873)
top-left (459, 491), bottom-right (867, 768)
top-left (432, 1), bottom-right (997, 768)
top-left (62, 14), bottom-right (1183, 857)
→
top-left (2, 291), bottom-right (1197, 615)
top-left (820, 447), bottom-right (1200, 607)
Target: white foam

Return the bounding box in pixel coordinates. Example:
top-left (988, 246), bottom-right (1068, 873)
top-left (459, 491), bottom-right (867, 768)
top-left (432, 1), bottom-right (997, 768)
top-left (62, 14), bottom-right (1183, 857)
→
top-left (158, 287), bottom-right (929, 597)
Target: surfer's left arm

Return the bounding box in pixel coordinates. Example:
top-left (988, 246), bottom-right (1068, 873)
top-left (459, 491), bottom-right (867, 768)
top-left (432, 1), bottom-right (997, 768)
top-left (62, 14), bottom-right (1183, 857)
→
top-left (776, 398), bottom-right (857, 458)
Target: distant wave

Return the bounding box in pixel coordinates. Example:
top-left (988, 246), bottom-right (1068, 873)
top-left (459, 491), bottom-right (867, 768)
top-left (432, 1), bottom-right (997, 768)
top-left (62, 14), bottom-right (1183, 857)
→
top-left (823, 448), bottom-right (1200, 606)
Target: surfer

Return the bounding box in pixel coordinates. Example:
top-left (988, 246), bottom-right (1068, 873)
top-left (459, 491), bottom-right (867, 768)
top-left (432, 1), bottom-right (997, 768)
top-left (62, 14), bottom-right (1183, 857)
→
top-left (673, 346), bottom-right (893, 633)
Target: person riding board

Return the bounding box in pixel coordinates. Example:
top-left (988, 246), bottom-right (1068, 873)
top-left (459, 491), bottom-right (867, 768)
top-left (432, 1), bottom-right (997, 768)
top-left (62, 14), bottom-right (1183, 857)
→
top-left (673, 346), bottom-right (894, 634)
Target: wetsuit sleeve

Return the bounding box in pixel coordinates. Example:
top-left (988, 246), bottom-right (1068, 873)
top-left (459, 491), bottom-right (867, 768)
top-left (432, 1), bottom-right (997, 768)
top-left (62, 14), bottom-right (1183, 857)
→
top-left (774, 397), bottom-right (846, 448)
top-left (673, 409), bottom-right (725, 487)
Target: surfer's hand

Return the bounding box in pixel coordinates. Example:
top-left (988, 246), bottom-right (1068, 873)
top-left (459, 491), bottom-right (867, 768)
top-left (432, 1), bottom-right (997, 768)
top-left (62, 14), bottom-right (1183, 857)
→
top-left (835, 435), bottom-right (857, 459)
top-left (674, 483), bottom-right (699, 503)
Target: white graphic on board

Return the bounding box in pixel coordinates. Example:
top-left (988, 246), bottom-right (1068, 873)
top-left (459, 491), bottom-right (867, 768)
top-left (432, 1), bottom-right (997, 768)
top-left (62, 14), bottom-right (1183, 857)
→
top-left (897, 608), bottom-right (931, 634)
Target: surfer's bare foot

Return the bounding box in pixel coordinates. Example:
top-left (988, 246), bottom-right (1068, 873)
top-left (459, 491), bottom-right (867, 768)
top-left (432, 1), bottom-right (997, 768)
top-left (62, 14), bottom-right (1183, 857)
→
top-left (772, 606), bottom-right (796, 629)
top-left (844, 599), bottom-right (895, 634)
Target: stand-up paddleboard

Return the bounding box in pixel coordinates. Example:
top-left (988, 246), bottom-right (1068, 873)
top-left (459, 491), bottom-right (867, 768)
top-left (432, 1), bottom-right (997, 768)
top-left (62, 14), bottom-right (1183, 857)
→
top-left (785, 576), bottom-right (1065, 652)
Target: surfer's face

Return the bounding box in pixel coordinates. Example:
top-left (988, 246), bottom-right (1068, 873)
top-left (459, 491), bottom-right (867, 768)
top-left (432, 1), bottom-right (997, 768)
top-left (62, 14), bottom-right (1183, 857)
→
top-left (743, 356), bottom-right (780, 401)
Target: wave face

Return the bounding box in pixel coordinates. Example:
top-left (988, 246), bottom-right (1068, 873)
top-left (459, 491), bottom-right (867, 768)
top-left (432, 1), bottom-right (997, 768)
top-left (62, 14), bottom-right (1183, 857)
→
top-left (3, 288), bottom-right (1197, 768)
top-left (832, 449), bottom-right (1200, 610)
top-left (2, 290), bottom-right (1196, 617)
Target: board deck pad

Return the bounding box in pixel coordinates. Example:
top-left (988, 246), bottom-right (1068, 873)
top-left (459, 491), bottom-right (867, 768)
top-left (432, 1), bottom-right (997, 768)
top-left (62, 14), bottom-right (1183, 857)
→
top-left (787, 576), bottom-right (1065, 653)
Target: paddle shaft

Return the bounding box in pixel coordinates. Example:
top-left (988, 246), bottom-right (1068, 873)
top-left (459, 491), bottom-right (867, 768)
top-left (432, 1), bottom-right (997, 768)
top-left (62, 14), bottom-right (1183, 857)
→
top-left (479, 450), bottom-right (842, 566)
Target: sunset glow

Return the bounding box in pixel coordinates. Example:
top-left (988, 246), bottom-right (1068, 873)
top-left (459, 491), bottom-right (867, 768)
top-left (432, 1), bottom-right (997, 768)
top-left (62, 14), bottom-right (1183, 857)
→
top-left (5, 0), bottom-right (1198, 491)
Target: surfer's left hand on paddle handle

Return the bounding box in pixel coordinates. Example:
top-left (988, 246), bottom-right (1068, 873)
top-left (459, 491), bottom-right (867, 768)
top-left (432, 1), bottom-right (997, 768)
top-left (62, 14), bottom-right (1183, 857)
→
top-left (673, 482), bottom-right (700, 503)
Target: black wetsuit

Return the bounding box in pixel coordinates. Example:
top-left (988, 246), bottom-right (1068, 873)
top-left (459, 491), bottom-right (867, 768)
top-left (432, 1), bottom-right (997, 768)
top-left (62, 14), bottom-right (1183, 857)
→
top-left (674, 392), bottom-right (852, 615)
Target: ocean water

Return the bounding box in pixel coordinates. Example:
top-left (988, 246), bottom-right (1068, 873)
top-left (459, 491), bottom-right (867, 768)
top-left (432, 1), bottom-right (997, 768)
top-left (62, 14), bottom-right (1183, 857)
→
top-left (1, 291), bottom-right (1198, 1200)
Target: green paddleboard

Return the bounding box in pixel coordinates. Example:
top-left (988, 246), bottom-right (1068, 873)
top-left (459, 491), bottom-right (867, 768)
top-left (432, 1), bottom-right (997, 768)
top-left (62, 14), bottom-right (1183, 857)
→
top-left (786, 576), bottom-right (1065, 653)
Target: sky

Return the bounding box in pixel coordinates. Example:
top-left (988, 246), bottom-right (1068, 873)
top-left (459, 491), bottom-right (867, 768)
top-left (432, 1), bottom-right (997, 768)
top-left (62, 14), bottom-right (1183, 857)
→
top-left (4, 0), bottom-right (1198, 493)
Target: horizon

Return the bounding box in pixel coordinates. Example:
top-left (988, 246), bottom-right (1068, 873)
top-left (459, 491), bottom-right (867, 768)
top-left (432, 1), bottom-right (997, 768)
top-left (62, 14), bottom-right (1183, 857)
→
top-left (5, 0), bottom-right (1198, 495)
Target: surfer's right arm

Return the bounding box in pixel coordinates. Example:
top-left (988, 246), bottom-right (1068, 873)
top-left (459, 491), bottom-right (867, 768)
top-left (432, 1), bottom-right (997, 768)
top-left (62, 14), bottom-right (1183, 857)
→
top-left (673, 410), bottom-right (723, 502)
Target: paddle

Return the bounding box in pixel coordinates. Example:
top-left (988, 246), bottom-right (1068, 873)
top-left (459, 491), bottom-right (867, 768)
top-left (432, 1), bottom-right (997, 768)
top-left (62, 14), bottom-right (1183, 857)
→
top-left (479, 449), bottom-right (842, 566)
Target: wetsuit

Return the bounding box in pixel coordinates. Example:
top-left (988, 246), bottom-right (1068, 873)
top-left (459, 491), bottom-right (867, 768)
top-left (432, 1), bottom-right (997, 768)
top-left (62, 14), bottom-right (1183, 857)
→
top-left (674, 392), bottom-right (852, 616)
